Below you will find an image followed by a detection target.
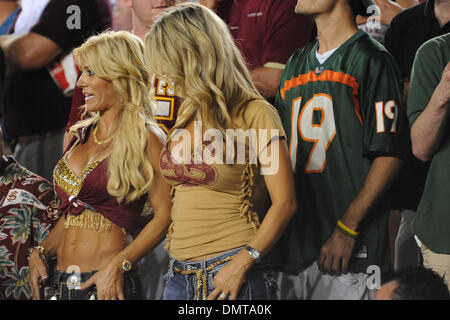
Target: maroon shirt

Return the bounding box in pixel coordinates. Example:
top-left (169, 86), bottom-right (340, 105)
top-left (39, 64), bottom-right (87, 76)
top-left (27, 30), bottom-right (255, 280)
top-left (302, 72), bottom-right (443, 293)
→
top-left (0, 156), bottom-right (60, 300)
top-left (55, 130), bottom-right (151, 237)
top-left (216, 0), bottom-right (314, 70)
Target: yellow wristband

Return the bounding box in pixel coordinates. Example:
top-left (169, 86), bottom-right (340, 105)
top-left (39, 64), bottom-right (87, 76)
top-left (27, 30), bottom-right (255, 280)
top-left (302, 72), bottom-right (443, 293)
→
top-left (337, 219), bottom-right (359, 237)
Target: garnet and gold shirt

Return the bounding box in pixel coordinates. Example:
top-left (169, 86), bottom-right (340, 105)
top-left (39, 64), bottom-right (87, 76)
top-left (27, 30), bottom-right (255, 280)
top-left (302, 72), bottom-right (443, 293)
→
top-left (160, 99), bottom-right (286, 261)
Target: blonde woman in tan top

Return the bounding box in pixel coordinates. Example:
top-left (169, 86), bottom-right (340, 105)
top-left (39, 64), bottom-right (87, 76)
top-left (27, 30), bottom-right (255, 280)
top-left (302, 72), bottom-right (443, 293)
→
top-left (145, 3), bottom-right (297, 300)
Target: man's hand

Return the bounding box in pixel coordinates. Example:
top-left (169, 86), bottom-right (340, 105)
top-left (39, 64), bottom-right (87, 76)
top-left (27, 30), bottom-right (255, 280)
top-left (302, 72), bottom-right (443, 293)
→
top-left (434, 62), bottom-right (450, 107)
top-left (373, 0), bottom-right (404, 25)
top-left (411, 62), bottom-right (450, 161)
top-left (317, 156), bottom-right (403, 275)
top-left (28, 250), bottom-right (49, 300)
top-left (251, 66), bottom-right (284, 98)
top-left (207, 250), bottom-right (252, 300)
top-left (318, 229), bottom-right (356, 275)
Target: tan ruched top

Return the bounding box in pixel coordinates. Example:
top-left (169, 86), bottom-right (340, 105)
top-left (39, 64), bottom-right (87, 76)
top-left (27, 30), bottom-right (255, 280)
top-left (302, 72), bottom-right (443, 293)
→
top-left (159, 99), bottom-right (286, 261)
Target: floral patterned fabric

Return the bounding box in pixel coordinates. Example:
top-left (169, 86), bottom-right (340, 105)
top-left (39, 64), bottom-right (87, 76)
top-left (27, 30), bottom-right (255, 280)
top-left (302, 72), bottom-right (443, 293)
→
top-left (0, 155), bottom-right (60, 300)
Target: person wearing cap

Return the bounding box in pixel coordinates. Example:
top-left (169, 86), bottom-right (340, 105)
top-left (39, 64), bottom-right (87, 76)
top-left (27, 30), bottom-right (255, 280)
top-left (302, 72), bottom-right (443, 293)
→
top-left (274, 0), bottom-right (407, 299)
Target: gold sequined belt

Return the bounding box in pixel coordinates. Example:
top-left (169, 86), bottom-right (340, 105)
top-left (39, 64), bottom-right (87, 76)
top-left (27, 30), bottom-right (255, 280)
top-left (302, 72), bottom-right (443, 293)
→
top-left (173, 255), bottom-right (234, 300)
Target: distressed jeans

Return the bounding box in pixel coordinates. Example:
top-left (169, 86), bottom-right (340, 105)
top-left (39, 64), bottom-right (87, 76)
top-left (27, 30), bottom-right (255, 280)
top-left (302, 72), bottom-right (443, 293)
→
top-left (163, 247), bottom-right (278, 300)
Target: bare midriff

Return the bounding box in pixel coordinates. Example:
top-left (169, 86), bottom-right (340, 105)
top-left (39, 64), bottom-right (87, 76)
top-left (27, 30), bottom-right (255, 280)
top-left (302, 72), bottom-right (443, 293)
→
top-left (56, 223), bottom-right (129, 272)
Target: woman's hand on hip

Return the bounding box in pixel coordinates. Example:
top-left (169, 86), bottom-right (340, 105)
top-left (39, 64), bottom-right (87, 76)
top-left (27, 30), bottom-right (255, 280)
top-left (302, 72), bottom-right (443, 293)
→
top-left (207, 250), bottom-right (253, 300)
top-left (78, 256), bottom-right (125, 300)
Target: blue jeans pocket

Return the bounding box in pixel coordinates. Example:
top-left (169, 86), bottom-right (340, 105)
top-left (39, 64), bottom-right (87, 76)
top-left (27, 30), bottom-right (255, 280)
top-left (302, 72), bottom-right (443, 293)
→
top-left (163, 272), bottom-right (192, 300)
top-left (207, 261), bottom-right (232, 291)
top-left (238, 270), bottom-right (278, 300)
top-left (207, 266), bottom-right (277, 300)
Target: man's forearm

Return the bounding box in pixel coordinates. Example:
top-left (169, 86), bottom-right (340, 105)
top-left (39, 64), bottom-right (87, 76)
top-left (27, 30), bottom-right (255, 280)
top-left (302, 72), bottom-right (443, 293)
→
top-left (341, 156), bottom-right (404, 231)
top-left (1, 33), bottom-right (61, 72)
top-left (251, 66), bottom-right (284, 98)
top-left (410, 91), bottom-right (449, 162)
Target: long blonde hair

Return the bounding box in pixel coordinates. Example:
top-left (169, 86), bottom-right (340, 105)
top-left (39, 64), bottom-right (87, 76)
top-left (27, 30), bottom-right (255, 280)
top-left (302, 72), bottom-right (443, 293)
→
top-left (72, 31), bottom-right (160, 204)
top-left (144, 2), bottom-right (264, 138)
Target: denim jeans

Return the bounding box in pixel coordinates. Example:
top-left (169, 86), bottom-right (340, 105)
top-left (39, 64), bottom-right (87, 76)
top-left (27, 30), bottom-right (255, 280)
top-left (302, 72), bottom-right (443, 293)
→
top-left (163, 247), bottom-right (278, 300)
top-left (49, 269), bottom-right (142, 300)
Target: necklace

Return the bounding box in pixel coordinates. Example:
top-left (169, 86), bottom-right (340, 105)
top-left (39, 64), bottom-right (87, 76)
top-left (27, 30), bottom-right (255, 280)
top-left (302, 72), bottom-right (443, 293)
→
top-left (93, 124), bottom-right (115, 145)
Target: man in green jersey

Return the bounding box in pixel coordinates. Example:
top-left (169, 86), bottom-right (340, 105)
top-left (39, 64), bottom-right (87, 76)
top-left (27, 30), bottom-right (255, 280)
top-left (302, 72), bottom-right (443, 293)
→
top-left (274, 0), bottom-right (407, 299)
top-left (407, 33), bottom-right (450, 290)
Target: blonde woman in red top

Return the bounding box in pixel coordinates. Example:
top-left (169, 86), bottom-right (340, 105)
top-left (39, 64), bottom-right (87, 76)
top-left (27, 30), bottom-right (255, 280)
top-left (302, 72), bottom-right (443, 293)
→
top-left (28, 31), bottom-right (172, 300)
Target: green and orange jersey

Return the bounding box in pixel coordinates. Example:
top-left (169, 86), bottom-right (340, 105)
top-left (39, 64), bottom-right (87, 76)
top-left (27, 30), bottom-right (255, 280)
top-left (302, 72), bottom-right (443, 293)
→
top-left (274, 30), bottom-right (407, 273)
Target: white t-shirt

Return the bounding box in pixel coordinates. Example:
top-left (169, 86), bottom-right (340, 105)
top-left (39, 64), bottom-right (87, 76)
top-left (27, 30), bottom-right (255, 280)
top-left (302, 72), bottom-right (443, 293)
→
top-left (316, 47), bottom-right (338, 65)
top-left (13, 0), bottom-right (50, 35)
